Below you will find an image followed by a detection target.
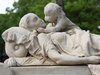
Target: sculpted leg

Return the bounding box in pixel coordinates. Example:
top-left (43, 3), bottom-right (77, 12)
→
top-left (47, 49), bottom-right (100, 65)
top-left (38, 33), bottom-right (100, 65)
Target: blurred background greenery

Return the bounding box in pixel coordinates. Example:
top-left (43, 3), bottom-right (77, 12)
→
top-left (0, 0), bottom-right (100, 61)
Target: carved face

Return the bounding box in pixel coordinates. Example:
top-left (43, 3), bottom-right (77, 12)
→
top-left (26, 14), bottom-right (46, 31)
top-left (44, 3), bottom-right (64, 23)
top-left (27, 15), bottom-right (40, 31)
top-left (44, 9), bottom-right (57, 23)
top-left (45, 12), bottom-right (57, 23)
top-left (19, 13), bottom-right (46, 31)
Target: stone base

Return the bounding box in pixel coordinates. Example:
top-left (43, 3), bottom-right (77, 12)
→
top-left (0, 62), bottom-right (92, 75)
top-left (88, 64), bottom-right (100, 75)
top-left (10, 66), bottom-right (92, 75)
top-left (0, 63), bottom-right (13, 75)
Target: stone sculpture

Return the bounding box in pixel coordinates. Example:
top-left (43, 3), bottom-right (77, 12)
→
top-left (37, 3), bottom-right (80, 34)
top-left (2, 13), bottom-right (56, 66)
top-left (1, 3), bottom-right (100, 67)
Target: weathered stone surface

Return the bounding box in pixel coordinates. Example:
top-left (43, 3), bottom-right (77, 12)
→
top-left (88, 64), bottom-right (100, 75)
top-left (2, 9), bottom-right (100, 66)
top-left (10, 66), bottom-right (92, 75)
top-left (0, 63), bottom-right (13, 75)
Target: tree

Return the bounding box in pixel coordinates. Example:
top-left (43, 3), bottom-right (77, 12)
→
top-left (56, 0), bottom-right (64, 10)
top-left (64, 0), bottom-right (100, 34)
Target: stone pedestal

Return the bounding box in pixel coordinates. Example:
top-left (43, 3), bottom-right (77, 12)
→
top-left (0, 63), bottom-right (13, 75)
top-left (0, 62), bottom-right (92, 75)
top-left (10, 66), bottom-right (92, 75)
top-left (88, 64), bottom-right (100, 75)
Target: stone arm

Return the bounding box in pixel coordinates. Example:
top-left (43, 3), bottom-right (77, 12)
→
top-left (44, 20), bottom-right (66, 33)
top-left (44, 17), bottom-right (78, 33)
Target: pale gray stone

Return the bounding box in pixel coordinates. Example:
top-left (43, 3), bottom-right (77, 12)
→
top-left (1, 4), bottom-right (100, 75)
top-left (10, 66), bottom-right (92, 75)
top-left (1, 3), bottom-right (100, 75)
top-left (88, 64), bottom-right (100, 75)
top-left (2, 11), bottom-right (100, 67)
top-left (0, 63), bottom-right (13, 75)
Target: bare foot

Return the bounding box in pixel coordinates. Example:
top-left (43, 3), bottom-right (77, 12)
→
top-left (4, 58), bottom-right (17, 67)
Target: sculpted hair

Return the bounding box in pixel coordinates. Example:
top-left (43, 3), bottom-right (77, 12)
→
top-left (19, 13), bottom-right (46, 31)
top-left (19, 13), bottom-right (38, 29)
top-left (44, 3), bottom-right (65, 18)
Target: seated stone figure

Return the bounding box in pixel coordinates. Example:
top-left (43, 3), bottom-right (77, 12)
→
top-left (37, 3), bottom-right (80, 35)
top-left (37, 3), bottom-right (100, 56)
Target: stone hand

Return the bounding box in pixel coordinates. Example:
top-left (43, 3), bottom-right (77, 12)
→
top-left (37, 28), bottom-right (45, 33)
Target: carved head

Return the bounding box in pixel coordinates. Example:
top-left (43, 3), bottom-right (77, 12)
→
top-left (44, 3), bottom-right (65, 23)
top-left (19, 13), bottom-right (46, 31)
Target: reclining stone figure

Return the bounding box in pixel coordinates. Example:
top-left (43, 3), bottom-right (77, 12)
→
top-left (2, 12), bottom-right (100, 67)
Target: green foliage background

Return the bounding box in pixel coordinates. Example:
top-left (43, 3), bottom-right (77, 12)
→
top-left (0, 0), bottom-right (100, 61)
top-left (64, 0), bottom-right (100, 34)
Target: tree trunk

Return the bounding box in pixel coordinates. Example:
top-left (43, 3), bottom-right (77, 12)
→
top-left (56, 0), bottom-right (64, 10)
